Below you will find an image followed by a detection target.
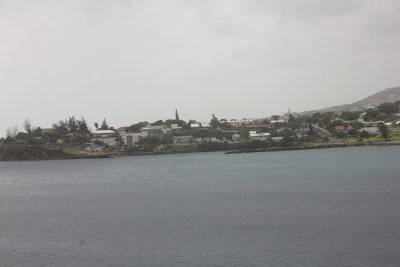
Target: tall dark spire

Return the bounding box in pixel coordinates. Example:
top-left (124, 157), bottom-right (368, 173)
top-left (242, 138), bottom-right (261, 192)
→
top-left (175, 109), bottom-right (180, 121)
top-left (101, 118), bottom-right (108, 130)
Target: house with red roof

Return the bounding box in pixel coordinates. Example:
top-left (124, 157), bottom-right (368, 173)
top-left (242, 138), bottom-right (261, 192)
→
top-left (65, 132), bottom-right (78, 137)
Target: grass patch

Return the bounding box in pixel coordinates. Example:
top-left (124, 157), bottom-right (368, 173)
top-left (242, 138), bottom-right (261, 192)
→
top-left (61, 146), bottom-right (84, 152)
top-left (301, 142), bottom-right (332, 147)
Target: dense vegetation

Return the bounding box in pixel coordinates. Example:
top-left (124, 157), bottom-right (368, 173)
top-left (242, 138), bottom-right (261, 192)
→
top-left (0, 145), bottom-right (74, 161)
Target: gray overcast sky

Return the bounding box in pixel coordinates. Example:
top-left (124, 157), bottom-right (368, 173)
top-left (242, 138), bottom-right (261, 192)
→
top-left (1, 0), bottom-right (400, 135)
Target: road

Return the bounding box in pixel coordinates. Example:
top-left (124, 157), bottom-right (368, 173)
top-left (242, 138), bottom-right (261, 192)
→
top-left (312, 124), bottom-right (343, 143)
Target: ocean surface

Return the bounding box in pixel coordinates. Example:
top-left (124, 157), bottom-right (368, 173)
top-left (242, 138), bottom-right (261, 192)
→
top-left (1, 146), bottom-right (400, 266)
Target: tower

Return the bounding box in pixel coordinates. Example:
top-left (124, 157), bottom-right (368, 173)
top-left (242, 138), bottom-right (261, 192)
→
top-left (175, 109), bottom-right (180, 121)
top-left (101, 118), bottom-right (108, 130)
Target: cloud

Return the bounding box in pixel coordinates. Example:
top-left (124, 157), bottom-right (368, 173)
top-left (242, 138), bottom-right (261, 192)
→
top-left (0, 0), bottom-right (400, 136)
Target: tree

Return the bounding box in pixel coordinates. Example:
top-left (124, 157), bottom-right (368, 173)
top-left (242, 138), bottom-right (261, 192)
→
top-left (395, 100), bottom-right (400, 110)
top-left (377, 112), bottom-right (388, 121)
top-left (262, 119), bottom-right (270, 124)
top-left (166, 119), bottom-right (186, 128)
top-left (6, 126), bottom-right (19, 138)
top-left (68, 116), bottom-right (78, 132)
top-left (210, 114), bottom-right (221, 128)
top-left (77, 117), bottom-right (89, 133)
top-left (279, 128), bottom-right (294, 147)
top-left (94, 122), bottom-right (99, 130)
top-left (32, 127), bottom-right (42, 137)
top-left (288, 114), bottom-right (296, 123)
top-left (4, 135), bottom-right (15, 143)
top-left (219, 119), bottom-right (228, 130)
top-left (350, 121), bottom-right (364, 129)
top-left (140, 136), bottom-right (161, 151)
top-left (287, 114), bottom-right (302, 130)
top-left (16, 132), bottom-right (30, 140)
top-left (57, 120), bottom-right (68, 134)
top-left (341, 111), bottom-right (361, 121)
top-left (192, 128), bottom-right (216, 138)
top-left (378, 122), bottom-right (389, 141)
top-left (319, 112), bottom-right (336, 127)
top-left (363, 108), bottom-right (379, 121)
top-left (327, 119), bottom-right (345, 130)
top-left (309, 112), bottom-right (322, 124)
top-left (175, 109), bottom-right (180, 121)
top-left (271, 115), bottom-right (280, 120)
top-left (378, 102), bottom-right (399, 115)
top-left (334, 130), bottom-right (347, 139)
top-left (151, 120), bottom-right (164, 126)
top-left (70, 134), bottom-right (90, 146)
top-left (187, 119), bottom-right (196, 126)
top-left (360, 130), bottom-right (370, 139)
top-left (130, 121), bottom-right (148, 132)
top-left (308, 122), bottom-right (314, 135)
top-left (23, 118), bottom-right (32, 134)
top-left (347, 129), bottom-right (359, 138)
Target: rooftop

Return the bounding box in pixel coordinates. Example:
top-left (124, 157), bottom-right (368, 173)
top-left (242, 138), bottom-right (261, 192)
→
top-left (94, 130), bottom-right (115, 134)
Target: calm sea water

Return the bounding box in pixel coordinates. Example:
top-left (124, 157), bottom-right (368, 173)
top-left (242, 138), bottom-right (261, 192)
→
top-left (1, 146), bottom-right (400, 266)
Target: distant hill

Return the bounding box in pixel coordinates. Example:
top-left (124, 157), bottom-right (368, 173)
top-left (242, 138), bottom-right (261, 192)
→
top-left (314, 86), bottom-right (400, 113)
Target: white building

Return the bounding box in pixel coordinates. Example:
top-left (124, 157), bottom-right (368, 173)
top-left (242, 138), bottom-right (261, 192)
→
top-left (93, 130), bottom-right (118, 147)
top-left (93, 130), bottom-right (115, 136)
top-left (140, 125), bottom-right (170, 137)
top-left (361, 127), bottom-right (379, 134)
top-left (172, 135), bottom-right (193, 144)
top-left (249, 131), bottom-right (270, 140)
top-left (121, 132), bottom-right (141, 147)
top-left (170, 124), bottom-right (182, 132)
top-left (270, 119), bottom-right (286, 124)
top-left (195, 137), bottom-right (219, 143)
top-left (232, 134), bottom-right (241, 142)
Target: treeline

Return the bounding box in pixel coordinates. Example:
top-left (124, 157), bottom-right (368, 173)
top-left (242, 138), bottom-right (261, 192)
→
top-left (56, 116), bottom-right (90, 134)
top-left (363, 102), bottom-right (400, 121)
top-left (3, 116), bottom-right (91, 146)
top-left (0, 144), bottom-right (74, 161)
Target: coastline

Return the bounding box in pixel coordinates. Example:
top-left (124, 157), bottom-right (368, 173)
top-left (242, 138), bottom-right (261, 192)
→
top-left (2, 141), bottom-right (400, 161)
top-left (224, 141), bottom-right (400, 154)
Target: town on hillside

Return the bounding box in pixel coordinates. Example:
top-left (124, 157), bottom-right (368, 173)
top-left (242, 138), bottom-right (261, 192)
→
top-left (1, 102), bottom-right (400, 160)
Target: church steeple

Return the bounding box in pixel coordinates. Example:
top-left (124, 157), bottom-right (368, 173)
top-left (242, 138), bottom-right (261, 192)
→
top-left (101, 118), bottom-right (108, 130)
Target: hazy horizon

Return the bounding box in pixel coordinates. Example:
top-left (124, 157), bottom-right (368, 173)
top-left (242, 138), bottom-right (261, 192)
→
top-left (1, 0), bottom-right (400, 136)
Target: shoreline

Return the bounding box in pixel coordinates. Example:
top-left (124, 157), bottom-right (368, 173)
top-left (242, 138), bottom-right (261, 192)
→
top-left (224, 141), bottom-right (400, 154)
top-left (1, 141), bottom-right (400, 161)
top-left (66, 141), bottom-right (400, 158)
